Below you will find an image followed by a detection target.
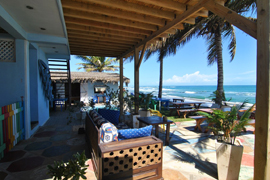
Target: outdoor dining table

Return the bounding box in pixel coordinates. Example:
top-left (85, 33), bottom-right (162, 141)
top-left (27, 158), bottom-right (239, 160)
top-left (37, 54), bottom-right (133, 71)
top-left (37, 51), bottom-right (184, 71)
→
top-left (172, 101), bottom-right (204, 109)
top-left (173, 98), bottom-right (184, 102)
top-left (170, 101), bottom-right (205, 117)
top-left (137, 116), bottom-right (173, 146)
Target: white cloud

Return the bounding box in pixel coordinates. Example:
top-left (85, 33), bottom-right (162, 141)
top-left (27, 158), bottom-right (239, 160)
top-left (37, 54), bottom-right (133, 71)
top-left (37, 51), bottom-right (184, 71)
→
top-left (239, 70), bottom-right (255, 75)
top-left (164, 71), bottom-right (216, 84)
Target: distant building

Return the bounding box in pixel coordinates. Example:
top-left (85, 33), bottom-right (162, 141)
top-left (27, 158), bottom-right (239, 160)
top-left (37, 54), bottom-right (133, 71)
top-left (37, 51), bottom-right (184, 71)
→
top-left (51, 72), bottom-right (130, 104)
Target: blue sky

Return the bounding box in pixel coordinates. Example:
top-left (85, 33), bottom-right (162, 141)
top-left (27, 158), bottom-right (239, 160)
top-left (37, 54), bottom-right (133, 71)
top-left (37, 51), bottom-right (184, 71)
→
top-left (70, 27), bottom-right (257, 87)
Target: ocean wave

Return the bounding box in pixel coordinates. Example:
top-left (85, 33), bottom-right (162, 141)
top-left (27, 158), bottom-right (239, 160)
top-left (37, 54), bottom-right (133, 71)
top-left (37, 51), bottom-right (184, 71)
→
top-left (185, 91), bottom-right (196, 94)
top-left (162, 88), bottom-right (177, 91)
top-left (226, 91), bottom-right (256, 96)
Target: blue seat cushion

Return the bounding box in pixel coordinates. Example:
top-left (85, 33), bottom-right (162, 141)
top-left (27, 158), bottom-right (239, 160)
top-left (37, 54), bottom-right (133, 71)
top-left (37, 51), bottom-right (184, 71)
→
top-left (98, 109), bottom-right (120, 125)
top-left (118, 125), bottom-right (153, 141)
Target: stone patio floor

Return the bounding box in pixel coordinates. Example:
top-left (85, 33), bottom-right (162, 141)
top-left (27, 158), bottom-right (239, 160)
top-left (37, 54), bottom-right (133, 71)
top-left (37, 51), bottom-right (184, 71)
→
top-left (0, 109), bottom-right (255, 180)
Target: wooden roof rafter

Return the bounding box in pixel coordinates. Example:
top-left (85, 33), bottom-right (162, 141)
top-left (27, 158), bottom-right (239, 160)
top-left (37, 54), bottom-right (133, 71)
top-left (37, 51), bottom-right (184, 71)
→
top-left (63, 0), bottom-right (256, 58)
top-left (63, 0), bottom-right (211, 57)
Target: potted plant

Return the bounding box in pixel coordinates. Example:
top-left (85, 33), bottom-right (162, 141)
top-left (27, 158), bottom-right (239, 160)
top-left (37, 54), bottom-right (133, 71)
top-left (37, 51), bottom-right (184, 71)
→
top-left (47, 151), bottom-right (88, 180)
top-left (197, 102), bottom-right (255, 180)
top-left (136, 92), bottom-right (154, 117)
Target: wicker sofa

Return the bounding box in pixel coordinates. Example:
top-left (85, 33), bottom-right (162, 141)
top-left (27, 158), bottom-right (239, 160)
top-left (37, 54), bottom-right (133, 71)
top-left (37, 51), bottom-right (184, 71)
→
top-left (85, 111), bottom-right (164, 180)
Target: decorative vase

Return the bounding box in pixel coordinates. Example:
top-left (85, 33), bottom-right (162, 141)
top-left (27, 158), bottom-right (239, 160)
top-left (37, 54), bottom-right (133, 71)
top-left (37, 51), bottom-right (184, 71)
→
top-left (215, 141), bottom-right (243, 180)
top-left (132, 114), bottom-right (140, 128)
top-left (138, 110), bottom-right (151, 117)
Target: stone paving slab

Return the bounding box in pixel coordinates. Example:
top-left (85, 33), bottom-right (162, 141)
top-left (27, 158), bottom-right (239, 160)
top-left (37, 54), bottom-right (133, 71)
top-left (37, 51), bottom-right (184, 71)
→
top-left (0, 110), bottom-right (255, 180)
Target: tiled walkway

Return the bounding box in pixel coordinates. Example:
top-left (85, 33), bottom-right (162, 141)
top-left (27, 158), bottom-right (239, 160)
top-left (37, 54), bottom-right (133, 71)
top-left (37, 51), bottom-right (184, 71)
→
top-left (0, 110), bottom-right (255, 180)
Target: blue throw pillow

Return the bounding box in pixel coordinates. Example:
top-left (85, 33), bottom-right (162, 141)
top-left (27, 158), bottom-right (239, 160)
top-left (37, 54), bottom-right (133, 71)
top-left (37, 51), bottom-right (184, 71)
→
top-left (118, 125), bottom-right (153, 141)
top-left (98, 109), bottom-right (120, 125)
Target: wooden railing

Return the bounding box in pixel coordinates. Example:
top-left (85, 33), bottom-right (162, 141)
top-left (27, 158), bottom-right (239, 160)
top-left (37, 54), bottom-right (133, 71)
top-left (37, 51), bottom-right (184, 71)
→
top-left (0, 98), bottom-right (25, 160)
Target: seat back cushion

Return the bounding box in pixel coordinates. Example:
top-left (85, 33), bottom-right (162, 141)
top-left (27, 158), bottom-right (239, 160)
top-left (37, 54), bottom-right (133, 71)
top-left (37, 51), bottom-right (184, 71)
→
top-left (118, 125), bottom-right (153, 141)
top-left (100, 122), bottom-right (118, 143)
top-left (98, 109), bottom-right (120, 125)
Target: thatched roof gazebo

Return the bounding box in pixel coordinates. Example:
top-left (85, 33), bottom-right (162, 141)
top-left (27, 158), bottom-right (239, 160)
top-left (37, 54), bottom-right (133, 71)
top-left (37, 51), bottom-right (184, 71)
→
top-left (51, 72), bottom-right (130, 86)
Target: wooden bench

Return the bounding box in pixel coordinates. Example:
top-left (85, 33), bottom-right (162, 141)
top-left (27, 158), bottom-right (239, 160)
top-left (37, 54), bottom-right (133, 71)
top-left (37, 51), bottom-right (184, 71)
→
top-left (189, 116), bottom-right (208, 132)
top-left (177, 109), bottom-right (197, 118)
top-left (85, 112), bottom-right (164, 180)
top-left (169, 106), bottom-right (194, 116)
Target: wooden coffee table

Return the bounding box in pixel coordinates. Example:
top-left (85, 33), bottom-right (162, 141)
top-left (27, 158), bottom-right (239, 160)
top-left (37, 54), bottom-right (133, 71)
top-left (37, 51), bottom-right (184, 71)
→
top-left (137, 116), bottom-right (173, 145)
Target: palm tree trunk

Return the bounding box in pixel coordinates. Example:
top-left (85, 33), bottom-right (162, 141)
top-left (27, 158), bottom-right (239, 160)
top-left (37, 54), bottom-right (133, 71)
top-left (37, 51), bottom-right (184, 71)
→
top-left (215, 30), bottom-right (224, 106)
top-left (158, 57), bottom-right (163, 98)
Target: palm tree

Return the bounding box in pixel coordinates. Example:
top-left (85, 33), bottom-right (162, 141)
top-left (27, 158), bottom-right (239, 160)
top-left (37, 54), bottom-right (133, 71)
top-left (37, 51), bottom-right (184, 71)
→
top-left (145, 41), bottom-right (167, 99)
top-left (76, 56), bottom-right (119, 72)
top-left (145, 0), bottom-right (256, 106)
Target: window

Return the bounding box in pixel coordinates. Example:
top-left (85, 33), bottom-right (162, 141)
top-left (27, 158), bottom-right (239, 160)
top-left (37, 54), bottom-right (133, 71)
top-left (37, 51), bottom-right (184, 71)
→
top-left (0, 39), bottom-right (15, 62)
top-left (94, 86), bottom-right (107, 93)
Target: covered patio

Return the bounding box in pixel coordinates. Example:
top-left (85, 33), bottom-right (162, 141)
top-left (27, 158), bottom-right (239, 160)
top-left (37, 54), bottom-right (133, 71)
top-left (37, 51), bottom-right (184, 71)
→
top-left (0, 109), bottom-right (255, 179)
top-left (0, 0), bottom-right (269, 179)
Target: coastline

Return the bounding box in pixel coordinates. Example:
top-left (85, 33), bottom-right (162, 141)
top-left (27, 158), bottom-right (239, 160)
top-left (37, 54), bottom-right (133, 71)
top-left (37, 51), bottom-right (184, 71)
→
top-left (126, 85), bottom-right (255, 108)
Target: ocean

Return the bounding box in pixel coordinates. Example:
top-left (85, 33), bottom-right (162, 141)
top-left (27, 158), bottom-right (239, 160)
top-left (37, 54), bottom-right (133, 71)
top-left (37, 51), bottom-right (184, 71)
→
top-left (126, 85), bottom-right (256, 105)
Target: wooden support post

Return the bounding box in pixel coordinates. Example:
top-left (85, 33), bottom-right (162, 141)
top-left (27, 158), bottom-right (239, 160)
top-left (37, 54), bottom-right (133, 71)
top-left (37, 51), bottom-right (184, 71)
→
top-left (254, 0), bottom-right (270, 179)
top-left (134, 48), bottom-right (139, 114)
top-left (67, 59), bottom-right (72, 106)
top-left (119, 58), bottom-right (124, 119)
top-left (137, 43), bottom-right (147, 70)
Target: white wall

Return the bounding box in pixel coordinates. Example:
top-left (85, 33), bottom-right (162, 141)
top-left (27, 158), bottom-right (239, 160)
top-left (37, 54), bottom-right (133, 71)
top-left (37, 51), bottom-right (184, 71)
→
top-left (80, 81), bottom-right (118, 104)
top-left (80, 83), bottom-right (88, 103)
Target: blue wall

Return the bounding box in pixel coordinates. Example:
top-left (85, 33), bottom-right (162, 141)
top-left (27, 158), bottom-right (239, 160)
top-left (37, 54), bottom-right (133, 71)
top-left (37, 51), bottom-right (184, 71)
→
top-left (0, 36), bottom-right (50, 138)
top-left (37, 50), bottom-right (49, 126)
top-left (29, 47), bottom-right (38, 123)
top-left (0, 38), bottom-right (26, 106)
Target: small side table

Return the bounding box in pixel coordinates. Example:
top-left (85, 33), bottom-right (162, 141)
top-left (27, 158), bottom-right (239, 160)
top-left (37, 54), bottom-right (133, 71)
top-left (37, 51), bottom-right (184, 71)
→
top-left (137, 116), bottom-right (173, 145)
top-left (189, 116), bottom-right (207, 132)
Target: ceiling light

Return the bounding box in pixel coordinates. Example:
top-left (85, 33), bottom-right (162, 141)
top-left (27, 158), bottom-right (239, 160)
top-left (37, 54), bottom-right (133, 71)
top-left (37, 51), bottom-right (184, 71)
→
top-left (26, 6), bottom-right (34, 10)
top-left (40, 28), bottom-right (46, 30)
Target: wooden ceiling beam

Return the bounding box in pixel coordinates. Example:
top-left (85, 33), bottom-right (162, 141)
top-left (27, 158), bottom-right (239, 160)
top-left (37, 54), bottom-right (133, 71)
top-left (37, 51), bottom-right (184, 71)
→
top-left (70, 51), bottom-right (118, 57)
top-left (68, 37), bottom-right (135, 46)
top-left (204, 0), bottom-right (256, 39)
top-left (67, 31), bottom-right (141, 42)
top-left (135, 0), bottom-right (186, 12)
top-left (70, 50), bottom-right (123, 55)
top-left (69, 39), bottom-right (133, 47)
top-left (174, 24), bottom-right (184, 30)
top-left (183, 18), bottom-right (196, 24)
top-left (70, 44), bottom-right (128, 51)
top-left (63, 8), bottom-right (159, 31)
top-left (69, 40), bottom-right (131, 48)
top-left (65, 17), bottom-right (151, 35)
top-left (83, 0), bottom-right (174, 19)
top-left (62, 0), bottom-right (165, 26)
top-left (70, 49), bottom-right (121, 53)
top-left (165, 29), bottom-right (177, 35)
top-left (118, 0), bottom-right (209, 59)
top-left (70, 50), bottom-right (120, 54)
top-left (66, 23), bottom-right (146, 39)
top-left (68, 35), bottom-right (138, 45)
top-left (71, 48), bottom-right (124, 53)
top-left (70, 43), bottom-right (128, 49)
top-left (197, 9), bottom-right (208, 17)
